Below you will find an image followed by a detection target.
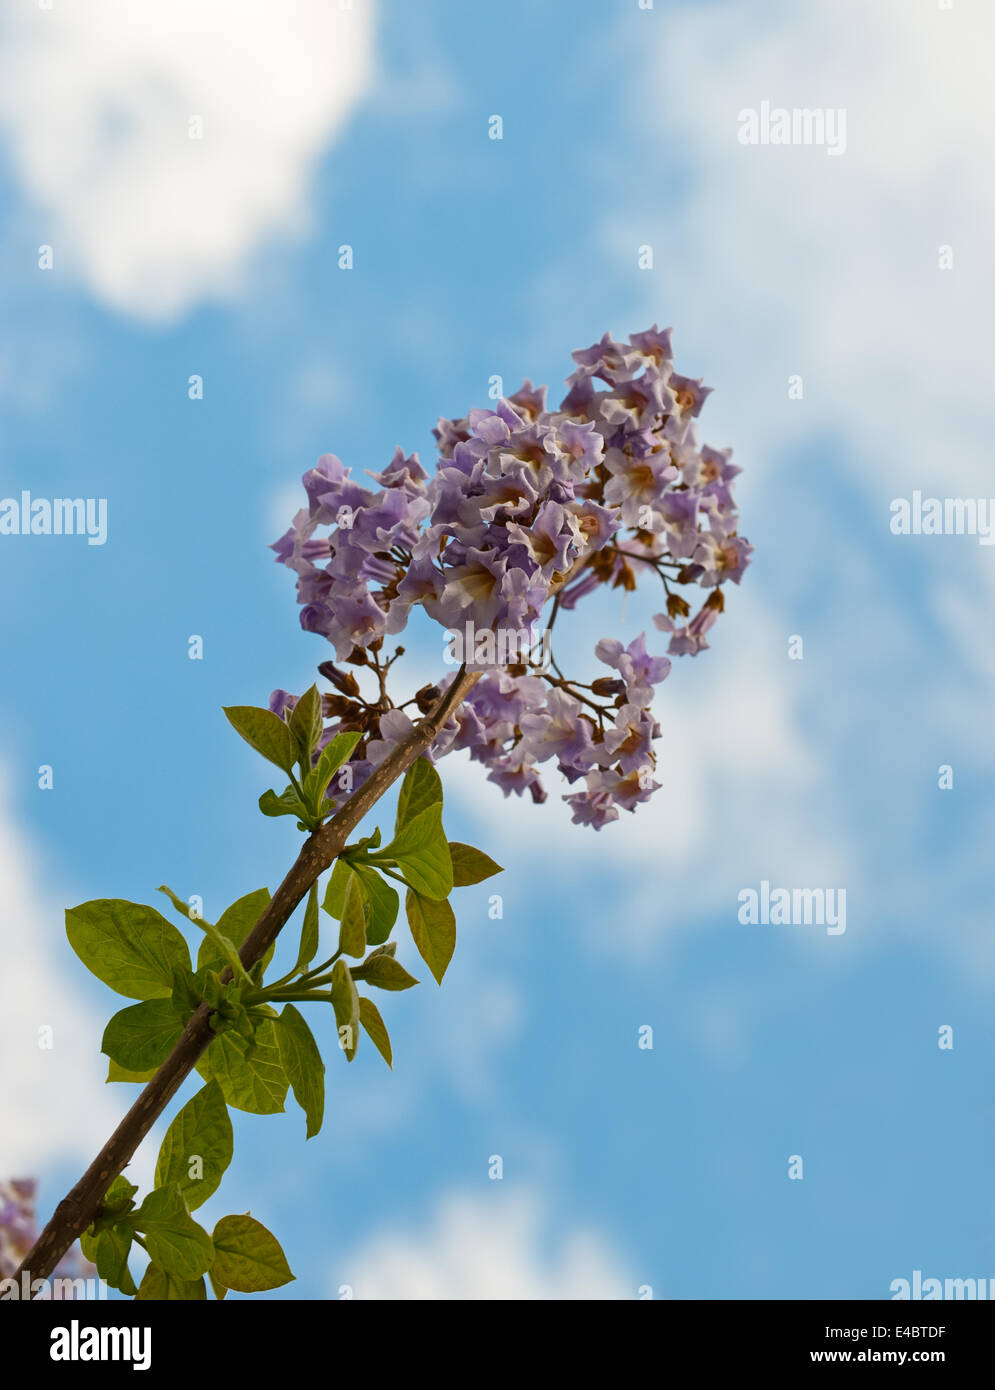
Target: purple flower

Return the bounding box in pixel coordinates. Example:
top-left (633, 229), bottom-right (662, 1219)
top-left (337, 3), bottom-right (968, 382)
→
top-left (594, 633), bottom-right (671, 706)
top-left (520, 689), bottom-right (596, 769)
top-left (273, 326), bottom-right (752, 826)
top-left (603, 447), bottom-right (678, 527)
top-left (653, 606), bottom-right (718, 657)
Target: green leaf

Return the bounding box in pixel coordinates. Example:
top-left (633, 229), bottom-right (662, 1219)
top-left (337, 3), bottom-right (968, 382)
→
top-left (330, 958), bottom-right (359, 1061)
top-left (169, 964), bottom-right (204, 1018)
top-left (358, 996), bottom-right (393, 1069)
top-left (223, 705), bottom-right (297, 773)
top-left (100, 1175), bottom-right (139, 1218)
top-left (86, 1226), bottom-right (137, 1297)
top-left (276, 1005), bottom-right (325, 1139)
top-left (197, 888), bottom-right (273, 975)
top-left (352, 865), bottom-right (399, 945)
top-left (136, 1263), bottom-right (206, 1301)
top-left (449, 842), bottom-right (504, 886)
top-left (156, 884), bottom-right (202, 925)
top-left (405, 890), bottom-right (457, 985)
top-left (211, 1215), bottom-right (294, 1293)
top-left (294, 884), bottom-right (320, 973)
top-left (395, 757), bottom-right (443, 831)
top-left (154, 1081), bottom-right (233, 1211)
top-left (338, 872), bottom-right (368, 958)
top-left (308, 731), bottom-right (363, 809)
top-left (195, 1018), bottom-right (288, 1114)
top-left (289, 684), bottom-right (322, 763)
top-left (383, 804), bottom-right (453, 900)
top-left (106, 1058), bottom-right (158, 1084)
top-left (351, 953), bottom-right (419, 991)
top-left (258, 786), bottom-right (308, 820)
top-left (101, 999), bottom-right (184, 1073)
top-left (129, 1186), bottom-right (213, 1279)
top-left (65, 900), bottom-right (192, 1001)
top-left (322, 857), bottom-right (354, 919)
top-left (208, 1269), bottom-right (229, 1301)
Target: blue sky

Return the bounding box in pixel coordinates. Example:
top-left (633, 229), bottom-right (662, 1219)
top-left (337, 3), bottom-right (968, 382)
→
top-left (2, 0), bottom-right (994, 1298)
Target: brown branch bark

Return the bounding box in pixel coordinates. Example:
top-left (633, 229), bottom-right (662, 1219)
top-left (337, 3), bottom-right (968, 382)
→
top-left (16, 667), bottom-right (480, 1290)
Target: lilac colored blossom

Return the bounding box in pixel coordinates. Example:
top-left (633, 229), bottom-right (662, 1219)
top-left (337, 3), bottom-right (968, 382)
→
top-left (273, 327), bottom-right (751, 826)
top-left (653, 606), bottom-right (719, 657)
top-left (594, 633), bottom-right (672, 708)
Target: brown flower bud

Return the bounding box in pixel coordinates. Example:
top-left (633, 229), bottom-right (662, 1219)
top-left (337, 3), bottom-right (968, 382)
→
top-left (414, 684), bottom-right (442, 713)
top-left (704, 588), bottom-right (725, 613)
top-left (318, 661), bottom-right (361, 697)
top-left (322, 694), bottom-right (358, 719)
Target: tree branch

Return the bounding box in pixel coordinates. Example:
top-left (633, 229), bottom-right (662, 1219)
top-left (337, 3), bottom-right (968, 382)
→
top-left (16, 666), bottom-right (480, 1289)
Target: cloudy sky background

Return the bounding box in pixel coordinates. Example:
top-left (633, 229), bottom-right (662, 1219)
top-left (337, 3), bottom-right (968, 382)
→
top-left (1, 0), bottom-right (993, 1297)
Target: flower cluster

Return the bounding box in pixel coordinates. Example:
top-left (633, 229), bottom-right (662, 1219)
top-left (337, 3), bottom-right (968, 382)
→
top-left (272, 328), bottom-right (751, 828)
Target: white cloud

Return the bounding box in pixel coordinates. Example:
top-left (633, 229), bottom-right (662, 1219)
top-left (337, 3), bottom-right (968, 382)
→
top-left (0, 0), bottom-right (374, 322)
top-left (624, 0), bottom-right (995, 502)
top-left (336, 1188), bottom-right (636, 1299)
top-left (0, 766), bottom-right (121, 1174)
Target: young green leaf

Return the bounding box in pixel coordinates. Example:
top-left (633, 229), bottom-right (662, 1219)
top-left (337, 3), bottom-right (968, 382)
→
top-left (210, 1215), bottom-right (294, 1293)
top-left (383, 804), bottom-right (453, 900)
top-left (338, 872), bottom-right (368, 958)
top-left (195, 1019), bottom-right (288, 1114)
top-left (83, 1226), bottom-right (137, 1296)
top-left (65, 900), bottom-right (192, 1001)
top-left (169, 964), bottom-right (205, 1019)
top-left (100, 1174), bottom-right (139, 1218)
top-left (294, 883), bottom-right (321, 974)
top-left (322, 857), bottom-right (354, 920)
top-left (157, 884), bottom-right (203, 925)
top-left (154, 1081), bottom-right (234, 1211)
top-left (223, 705), bottom-right (297, 773)
top-left (289, 684), bottom-right (322, 764)
top-left (308, 730), bottom-right (363, 809)
top-left (196, 887), bottom-right (273, 975)
top-left (405, 890), bottom-right (457, 985)
top-left (136, 1264), bottom-right (206, 1301)
top-left (395, 756), bottom-right (443, 831)
top-left (330, 958), bottom-right (359, 1061)
top-left (276, 1005), bottom-right (325, 1139)
top-left (351, 954), bottom-right (419, 991)
top-left (358, 996), bottom-right (393, 1069)
top-left (449, 842), bottom-right (504, 886)
top-left (258, 786), bottom-right (309, 820)
top-left (352, 865), bottom-right (399, 945)
top-left (106, 1058), bottom-right (158, 1085)
top-left (128, 1186), bottom-right (214, 1280)
top-left (101, 999), bottom-right (185, 1073)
